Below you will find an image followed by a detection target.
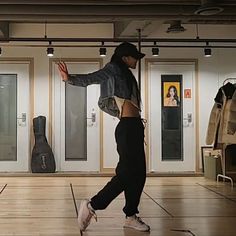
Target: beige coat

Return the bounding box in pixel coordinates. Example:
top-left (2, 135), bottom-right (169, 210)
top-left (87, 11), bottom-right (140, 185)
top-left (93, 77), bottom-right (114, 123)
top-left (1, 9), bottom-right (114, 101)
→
top-left (206, 89), bottom-right (236, 146)
top-left (227, 90), bottom-right (236, 134)
top-left (206, 103), bottom-right (221, 146)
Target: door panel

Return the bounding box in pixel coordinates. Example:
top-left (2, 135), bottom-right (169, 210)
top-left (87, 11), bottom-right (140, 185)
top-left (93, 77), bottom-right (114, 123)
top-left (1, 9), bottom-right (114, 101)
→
top-left (52, 60), bottom-right (100, 171)
top-left (65, 82), bottom-right (87, 161)
top-left (0, 63), bottom-right (30, 171)
top-left (148, 62), bottom-right (196, 172)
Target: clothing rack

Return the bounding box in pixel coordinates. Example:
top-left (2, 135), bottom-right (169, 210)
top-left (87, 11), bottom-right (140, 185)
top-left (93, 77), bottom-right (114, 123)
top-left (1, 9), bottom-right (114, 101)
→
top-left (216, 78), bottom-right (236, 187)
top-left (217, 144), bottom-right (234, 187)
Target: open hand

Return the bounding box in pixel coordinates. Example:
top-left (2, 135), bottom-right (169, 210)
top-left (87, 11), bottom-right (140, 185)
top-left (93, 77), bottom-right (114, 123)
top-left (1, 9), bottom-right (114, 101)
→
top-left (57, 61), bottom-right (69, 82)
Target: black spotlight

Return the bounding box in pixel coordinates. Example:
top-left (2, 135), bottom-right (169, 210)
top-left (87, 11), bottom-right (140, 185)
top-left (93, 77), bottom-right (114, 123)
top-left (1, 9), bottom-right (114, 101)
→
top-left (204, 42), bottom-right (212, 57)
top-left (99, 41), bottom-right (106, 57)
top-left (152, 47), bottom-right (159, 57)
top-left (204, 48), bottom-right (212, 57)
top-left (152, 41), bottom-right (159, 57)
top-left (47, 47), bottom-right (54, 57)
top-left (99, 47), bottom-right (106, 57)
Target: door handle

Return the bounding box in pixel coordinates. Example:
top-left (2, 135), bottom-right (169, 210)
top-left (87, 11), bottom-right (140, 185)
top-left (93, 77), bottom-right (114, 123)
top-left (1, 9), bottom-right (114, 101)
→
top-left (183, 113), bottom-right (192, 125)
top-left (87, 112), bottom-right (96, 123)
top-left (87, 109), bottom-right (96, 126)
top-left (17, 112), bottom-right (27, 126)
top-left (187, 113), bottom-right (192, 123)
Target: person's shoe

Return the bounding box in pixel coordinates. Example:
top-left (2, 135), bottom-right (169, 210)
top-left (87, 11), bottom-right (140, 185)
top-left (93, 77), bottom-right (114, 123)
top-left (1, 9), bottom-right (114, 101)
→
top-left (124, 215), bottom-right (150, 232)
top-left (77, 199), bottom-right (97, 232)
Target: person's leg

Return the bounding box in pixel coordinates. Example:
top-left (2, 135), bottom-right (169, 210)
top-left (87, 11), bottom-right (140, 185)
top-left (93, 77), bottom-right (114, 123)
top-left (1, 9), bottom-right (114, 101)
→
top-left (90, 118), bottom-right (146, 213)
top-left (115, 118), bottom-right (150, 231)
top-left (115, 118), bottom-right (146, 216)
top-left (78, 118), bottom-right (149, 232)
top-left (123, 174), bottom-right (146, 216)
top-left (89, 120), bottom-right (128, 210)
top-left (77, 173), bottom-right (125, 232)
top-left (78, 173), bottom-right (125, 232)
top-left (90, 174), bottom-right (124, 210)
top-left (78, 120), bottom-right (126, 232)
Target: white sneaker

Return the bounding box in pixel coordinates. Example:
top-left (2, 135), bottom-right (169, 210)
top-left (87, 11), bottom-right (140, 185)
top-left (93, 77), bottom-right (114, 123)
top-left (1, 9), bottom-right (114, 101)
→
top-left (77, 199), bottom-right (97, 232)
top-left (124, 215), bottom-right (150, 232)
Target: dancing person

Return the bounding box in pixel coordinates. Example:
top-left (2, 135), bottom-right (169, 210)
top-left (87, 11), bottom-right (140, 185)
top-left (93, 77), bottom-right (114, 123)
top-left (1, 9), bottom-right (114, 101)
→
top-left (58, 42), bottom-right (150, 233)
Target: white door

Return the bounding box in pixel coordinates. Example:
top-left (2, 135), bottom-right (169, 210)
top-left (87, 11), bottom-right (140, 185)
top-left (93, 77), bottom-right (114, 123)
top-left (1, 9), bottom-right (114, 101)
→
top-left (0, 63), bottom-right (30, 171)
top-left (148, 61), bottom-right (196, 172)
top-left (52, 60), bottom-right (100, 171)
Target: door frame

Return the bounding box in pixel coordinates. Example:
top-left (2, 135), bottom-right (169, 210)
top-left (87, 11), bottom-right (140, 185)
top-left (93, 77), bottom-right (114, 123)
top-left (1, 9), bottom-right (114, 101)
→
top-left (0, 58), bottom-right (34, 172)
top-left (145, 59), bottom-right (200, 172)
top-left (49, 58), bottom-right (103, 172)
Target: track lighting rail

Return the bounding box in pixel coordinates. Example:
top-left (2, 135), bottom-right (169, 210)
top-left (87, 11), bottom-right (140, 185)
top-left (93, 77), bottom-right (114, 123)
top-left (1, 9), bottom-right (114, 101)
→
top-left (1, 44), bottom-right (236, 49)
top-left (0, 37), bottom-right (235, 57)
top-left (0, 37), bottom-right (236, 44)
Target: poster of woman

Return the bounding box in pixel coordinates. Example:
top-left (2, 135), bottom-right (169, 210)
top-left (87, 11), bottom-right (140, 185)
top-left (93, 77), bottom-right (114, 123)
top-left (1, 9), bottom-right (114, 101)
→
top-left (163, 82), bottom-right (180, 107)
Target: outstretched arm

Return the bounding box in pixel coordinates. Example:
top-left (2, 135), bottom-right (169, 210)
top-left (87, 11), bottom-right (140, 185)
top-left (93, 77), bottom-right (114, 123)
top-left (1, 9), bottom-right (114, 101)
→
top-left (57, 61), bottom-right (115, 87)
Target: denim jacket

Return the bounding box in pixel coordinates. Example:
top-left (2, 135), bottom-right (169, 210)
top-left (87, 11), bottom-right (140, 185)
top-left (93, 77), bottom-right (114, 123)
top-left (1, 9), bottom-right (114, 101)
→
top-left (68, 62), bottom-right (140, 118)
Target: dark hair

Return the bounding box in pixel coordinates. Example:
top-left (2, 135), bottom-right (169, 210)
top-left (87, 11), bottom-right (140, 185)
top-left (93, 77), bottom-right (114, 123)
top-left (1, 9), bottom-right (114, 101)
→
top-left (111, 51), bottom-right (137, 77)
top-left (110, 53), bottom-right (127, 69)
top-left (166, 85), bottom-right (180, 105)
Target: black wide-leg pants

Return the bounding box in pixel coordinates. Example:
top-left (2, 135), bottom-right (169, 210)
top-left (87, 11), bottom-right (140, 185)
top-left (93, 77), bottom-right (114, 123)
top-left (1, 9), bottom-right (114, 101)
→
top-left (90, 117), bottom-right (146, 216)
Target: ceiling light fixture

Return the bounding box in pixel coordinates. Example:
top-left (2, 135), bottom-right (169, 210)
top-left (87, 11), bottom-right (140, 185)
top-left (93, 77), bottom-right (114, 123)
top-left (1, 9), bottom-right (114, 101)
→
top-left (44, 22), bottom-right (54, 57)
top-left (99, 42), bottom-right (106, 57)
top-left (47, 41), bottom-right (54, 57)
top-left (47, 47), bottom-right (54, 57)
top-left (152, 42), bottom-right (159, 56)
top-left (204, 42), bottom-right (212, 57)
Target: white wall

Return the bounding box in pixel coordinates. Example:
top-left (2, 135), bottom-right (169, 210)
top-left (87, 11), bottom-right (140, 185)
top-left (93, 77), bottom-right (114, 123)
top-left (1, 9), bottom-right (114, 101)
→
top-left (3, 23), bottom-right (114, 138)
top-left (141, 46), bottom-right (236, 170)
top-left (2, 23), bottom-right (236, 172)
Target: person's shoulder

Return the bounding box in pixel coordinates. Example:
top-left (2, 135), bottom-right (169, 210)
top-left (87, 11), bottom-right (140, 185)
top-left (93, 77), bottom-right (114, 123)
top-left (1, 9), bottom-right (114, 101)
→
top-left (105, 62), bottom-right (118, 69)
top-left (104, 62), bottom-right (121, 74)
top-left (103, 62), bottom-right (115, 70)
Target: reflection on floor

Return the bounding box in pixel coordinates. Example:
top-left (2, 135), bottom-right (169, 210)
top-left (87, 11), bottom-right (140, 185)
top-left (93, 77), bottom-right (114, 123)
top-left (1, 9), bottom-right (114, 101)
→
top-left (0, 176), bottom-right (235, 236)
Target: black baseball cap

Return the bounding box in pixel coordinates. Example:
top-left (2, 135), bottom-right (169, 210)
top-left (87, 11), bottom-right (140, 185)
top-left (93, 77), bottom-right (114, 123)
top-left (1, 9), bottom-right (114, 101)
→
top-left (114, 42), bottom-right (145, 60)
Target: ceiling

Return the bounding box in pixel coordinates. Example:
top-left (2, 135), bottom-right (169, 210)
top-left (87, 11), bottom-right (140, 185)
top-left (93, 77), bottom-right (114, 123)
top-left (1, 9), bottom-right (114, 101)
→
top-left (0, 0), bottom-right (235, 24)
top-left (0, 0), bottom-right (236, 39)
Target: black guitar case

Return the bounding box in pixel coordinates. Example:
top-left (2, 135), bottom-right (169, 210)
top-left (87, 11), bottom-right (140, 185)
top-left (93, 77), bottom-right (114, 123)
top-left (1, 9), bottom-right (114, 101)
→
top-left (31, 116), bottom-right (56, 173)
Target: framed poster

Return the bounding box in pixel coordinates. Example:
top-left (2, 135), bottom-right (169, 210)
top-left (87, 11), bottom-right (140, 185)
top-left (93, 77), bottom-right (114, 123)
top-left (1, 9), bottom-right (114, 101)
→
top-left (163, 82), bottom-right (180, 107)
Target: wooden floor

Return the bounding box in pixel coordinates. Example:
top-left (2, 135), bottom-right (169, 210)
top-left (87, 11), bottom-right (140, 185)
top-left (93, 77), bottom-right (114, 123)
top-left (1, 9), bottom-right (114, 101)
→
top-left (0, 176), bottom-right (235, 236)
